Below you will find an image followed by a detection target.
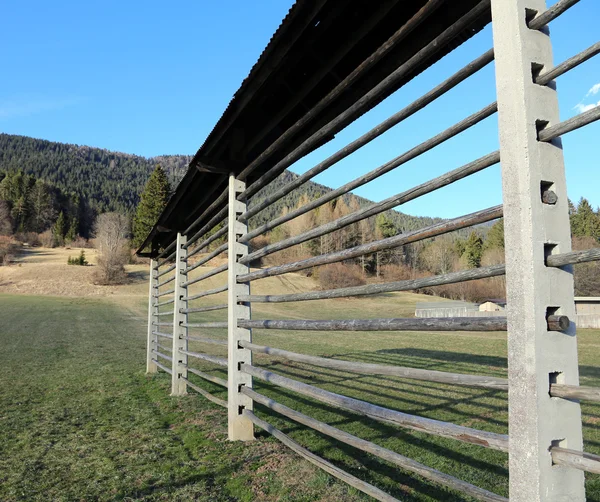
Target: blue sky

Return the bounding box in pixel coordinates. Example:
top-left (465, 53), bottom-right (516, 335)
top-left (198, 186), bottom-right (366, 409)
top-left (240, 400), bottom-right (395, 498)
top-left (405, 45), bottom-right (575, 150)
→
top-left (1, 1), bottom-right (598, 219)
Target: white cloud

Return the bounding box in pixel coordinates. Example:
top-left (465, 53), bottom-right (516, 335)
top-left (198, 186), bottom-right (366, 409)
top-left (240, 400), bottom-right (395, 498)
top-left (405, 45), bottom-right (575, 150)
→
top-left (0, 96), bottom-right (83, 119)
top-left (586, 83), bottom-right (600, 97)
top-left (574, 101), bottom-right (600, 114)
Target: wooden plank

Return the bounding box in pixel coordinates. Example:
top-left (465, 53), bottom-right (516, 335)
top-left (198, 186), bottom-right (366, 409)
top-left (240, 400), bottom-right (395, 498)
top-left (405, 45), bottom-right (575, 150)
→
top-left (243, 388), bottom-right (507, 502)
top-left (551, 447), bottom-right (600, 474)
top-left (238, 317), bottom-right (507, 332)
top-left (184, 322), bottom-right (228, 329)
top-left (239, 341), bottom-right (508, 390)
top-left (242, 364), bottom-right (509, 451)
top-left (181, 304), bottom-right (227, 314)
top-left (240, 48), bottom-right (495, 224)
top-left (239, 205), bottom-right (503, 281)
top-left (243, 410), bottom-right (401, 502)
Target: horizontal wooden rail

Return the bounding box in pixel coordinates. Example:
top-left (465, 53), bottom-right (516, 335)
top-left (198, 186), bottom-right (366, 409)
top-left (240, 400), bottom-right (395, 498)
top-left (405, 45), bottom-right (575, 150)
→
top-left (551, 447), bottom-right (600, 474)
top-left (152, 322), bottom-right (171, 327)
top-left (156, 288), bottom-right (174, 298)
top-left (243, 388), bottom-right (507, 502)
top-left (549, 383), bottom-right (600, 402)
top-left (181, 304), bottom-right (228, 314)
top-left (182, 376), bottom-right (227, 408)
top-left (180, 350), bottom-right (228, 367)
top-left (238, 1), bottom-right (491, 196)
top-left (183, 322), bottom-right (228, 329)
top-left (156, 343), bottom-right (172, 353)
top-left (242, 364), bottom-right (508, 451)
top-left (156, 240), bottom-right (176, 261)
top-left (537, 41), bottom-right (600, 86)
top-left (187, 225), bottom-right (228, 258)
top-left (243, 410), bottom-right (401, 502)
top-left (242, 264), bottom-right (506, 303)
top-left (157, 274), bottom-right (175, 288)
top-left (239, 341), bottom-right (508, 390)
top-left (240, 105), bottom-right (498, 245)
top-left (157, 263), bottom-right (176, 278)
top-left (155, 311), bottom-right (174, 317)
top-left (239, 317), bottom-right (507, 332)
top-left (183, 264), bottom-right (228, 288)
top-left (239, 48), bottom-right (495, 224)
top-left (546, 247), bottom-right (600, 267)
top-left (156, 298), bottom-right (175, 307)
top-left (528, 0), bottom-right (580, 30)
top-left (152, 331), bottom-right (174, 339)
top-left (239, 206), bottom-right (503, 281)
top-left (152, 349), bottom-right (172, 362)
top-left (157, 249), bottom-right (176, 268)
top-left (186, 366), bottom-right (227, 388)
top-left (186, 207), bottom-right (228, 252)
top-left (539, 106), bottom-right (600, 142)
top-left (184, 335), bottom-right (227, 346)
top-left (153, 359), bottom-right (172, 375)
top-left (182, 284), bottom-right (228, 302)
top-left (186, 243), bottom-right (228, 273)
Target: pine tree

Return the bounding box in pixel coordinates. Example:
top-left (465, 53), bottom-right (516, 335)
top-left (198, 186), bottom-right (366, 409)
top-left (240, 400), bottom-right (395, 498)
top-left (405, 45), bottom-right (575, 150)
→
top-left (464, 231), bottom-right (484, 268)
top-left (485, 219), bottom-right (505, 250)
top-left (65, 217), bottom-right (78, 243)
top-left (53, 211), bottom-right (66, 246)
top-left (132, 165), bottom-right (170, 248)
top-left (571, 198), bottom-right (600, 241)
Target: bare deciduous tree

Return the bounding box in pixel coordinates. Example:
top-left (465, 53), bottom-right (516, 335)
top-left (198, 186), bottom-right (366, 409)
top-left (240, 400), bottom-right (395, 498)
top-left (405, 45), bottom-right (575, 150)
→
top-left (94, 212), bottom-right (130, 284)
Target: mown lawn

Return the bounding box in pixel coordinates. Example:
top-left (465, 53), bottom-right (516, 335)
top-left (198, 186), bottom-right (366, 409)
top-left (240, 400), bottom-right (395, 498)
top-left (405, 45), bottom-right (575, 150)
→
top-left (0, 294), bottom-right (360, 502)
top-left (2, 291), bottom-right (600, 501)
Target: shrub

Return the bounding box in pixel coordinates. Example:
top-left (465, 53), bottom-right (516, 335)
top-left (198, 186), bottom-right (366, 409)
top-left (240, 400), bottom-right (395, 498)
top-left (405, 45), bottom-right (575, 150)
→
top-left (67, 250), bottom-right (88, 266)
top-left (0, 236), bottom-right (18, 266)
top-left (94, 213), bottom-right (130, 284)
top-left (39, 230), bottom-right (55, 248)
top-left (14, 232), bottom-right (41, 247)
top-left (318, 263), bottom-right (366, 289)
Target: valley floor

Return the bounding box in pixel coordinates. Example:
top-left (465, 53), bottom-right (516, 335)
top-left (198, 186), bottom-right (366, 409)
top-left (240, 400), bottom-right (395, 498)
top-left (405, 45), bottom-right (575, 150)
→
top-left (1, 247), bottom-right (599, 501)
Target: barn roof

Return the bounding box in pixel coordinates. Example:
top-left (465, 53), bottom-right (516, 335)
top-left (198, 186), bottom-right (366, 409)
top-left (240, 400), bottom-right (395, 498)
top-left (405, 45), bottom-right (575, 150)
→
top-left (138, 0), bottom-right (491, 256)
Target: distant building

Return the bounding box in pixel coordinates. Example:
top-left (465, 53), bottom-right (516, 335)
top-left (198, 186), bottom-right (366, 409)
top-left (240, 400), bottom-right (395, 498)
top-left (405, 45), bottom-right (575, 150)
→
top-left (574, 297), bottom-right (600, 315)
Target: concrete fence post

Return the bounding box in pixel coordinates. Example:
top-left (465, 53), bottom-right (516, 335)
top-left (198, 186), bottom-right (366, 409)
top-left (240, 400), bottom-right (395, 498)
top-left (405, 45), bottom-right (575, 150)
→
top-left (491, 0), bottom-right (584, 500)
top-left (227, 173), bottom-right (254, 441)
top-left (146, 259), bottom-right (158, 374)
top-left (171, 233), bottom-right (188, 395)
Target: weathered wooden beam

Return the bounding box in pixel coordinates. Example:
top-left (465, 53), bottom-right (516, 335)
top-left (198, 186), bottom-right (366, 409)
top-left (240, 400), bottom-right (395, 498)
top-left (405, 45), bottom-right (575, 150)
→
top-left (181, 304), bottom-right (227, 314)
top-left (153, 359), bottom-right (173, 375)
top-left (180, 350), bottom-right (227, 367)
top-left (187, 226), bottom-right (228, 259)
top-left (550, 384), bottom-right (600, 402)
top-left (238, 317), bottom-right (506, 332)
top-left (527, 0), bottom-right (581, 30)
top-left (181, 376), bottom-right (227, 408)
top-left (186, 243), bottom-right (228, 274)
top-left (536, 41), bottom-right (600, 86)
top-left (152, 331), bottom-right (173, 339)
top-left (152, 350), bottom-right (172, 362)
top-left (551, 447), bottom-right (600, 474)
top-left (182, 264), bottom-right (228, 288)
top-left (186, 367), bottom-right (227, 388)
top-left (241, 364), bottom-right (508, 451)
top-left (182, 284), bottom-right (228, 303)
top-left (240, 340), bottom-right (508, 390)
top-left (243, 388), bottom-right (507, 502)
top-left (246, 410), bottom-right (403, 502)
top-left (183, 335), bottom-right (227, 346)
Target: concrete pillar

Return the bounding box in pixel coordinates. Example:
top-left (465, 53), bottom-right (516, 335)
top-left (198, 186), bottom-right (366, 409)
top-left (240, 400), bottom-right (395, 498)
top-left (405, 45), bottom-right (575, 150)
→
top-left (491, 0), bottom-right (584, 500)
top-left (146, 259), bottom-right (158, 374)
top-left (227, 173), bottom-right (254, 441)
top-left (171, 233), bottom-right (188, 396)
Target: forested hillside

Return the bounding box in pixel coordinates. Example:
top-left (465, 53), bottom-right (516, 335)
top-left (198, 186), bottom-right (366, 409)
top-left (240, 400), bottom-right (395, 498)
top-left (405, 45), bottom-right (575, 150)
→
top-left (0, 133), bottom-right (438, 233)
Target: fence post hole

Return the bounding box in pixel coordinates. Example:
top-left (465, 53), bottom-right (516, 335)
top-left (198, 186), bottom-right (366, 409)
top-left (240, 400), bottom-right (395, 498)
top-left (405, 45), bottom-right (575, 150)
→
top-left (491, 0), bottom-right (584, 500)
top-left (146, 259), bottom-right (158, 374)
top-left (171, 233), bottom-right (188, 395)
top-left (227, 173), bottom-right (254, 441)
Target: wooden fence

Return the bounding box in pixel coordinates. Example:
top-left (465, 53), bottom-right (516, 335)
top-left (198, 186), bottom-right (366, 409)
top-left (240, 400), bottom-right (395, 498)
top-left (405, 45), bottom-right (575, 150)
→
top-left (144, 0), bottom-right (600, 500)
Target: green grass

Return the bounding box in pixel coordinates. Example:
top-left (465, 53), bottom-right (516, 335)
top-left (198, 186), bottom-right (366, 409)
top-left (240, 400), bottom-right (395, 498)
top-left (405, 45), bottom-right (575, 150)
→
top-left (0, 294), bottom-right (358, 502)
top-left (2, 291), bottom-right (600, 501)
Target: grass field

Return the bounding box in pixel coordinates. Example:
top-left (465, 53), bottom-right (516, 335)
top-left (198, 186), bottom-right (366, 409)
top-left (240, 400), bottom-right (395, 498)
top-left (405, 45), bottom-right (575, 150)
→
top-left (1, 248), bottom-right (600, 501)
